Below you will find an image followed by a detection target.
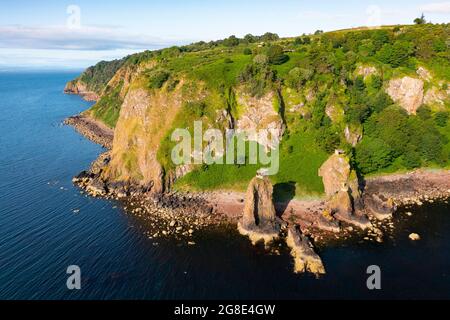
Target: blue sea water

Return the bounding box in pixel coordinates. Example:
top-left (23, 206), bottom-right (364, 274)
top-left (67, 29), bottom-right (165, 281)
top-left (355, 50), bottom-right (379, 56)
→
top-left (0, 71), bottom-right (449, 300)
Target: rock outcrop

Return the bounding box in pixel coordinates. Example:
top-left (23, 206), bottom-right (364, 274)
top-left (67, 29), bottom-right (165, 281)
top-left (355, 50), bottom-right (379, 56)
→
top-left (386, 77), bottom-right (424, 115)
top-left (319, 151), bottom-right (370, 229)
top-left (344, 125), bottom-right (363, 147)
top-left (64, 80), bottom-right (99, 102)
top-left (238, 172), bottom-right (284, 244)
top-left (424, 86), bottom-right (448, 107)
top-left (236, 91), bottom-right (285, 151)
top-left (364, 193), bottom-right (396, 220)
top-left (356, 65), bottom-right (378, 79)
top-left (286, 227), bottom-right (325, 275)
top-left (417, 67), bottom-right (432, 81)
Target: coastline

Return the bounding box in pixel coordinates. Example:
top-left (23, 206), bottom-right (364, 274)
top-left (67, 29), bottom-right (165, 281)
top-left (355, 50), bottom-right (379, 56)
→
top-left (65, 113), bottom-right (450, 240)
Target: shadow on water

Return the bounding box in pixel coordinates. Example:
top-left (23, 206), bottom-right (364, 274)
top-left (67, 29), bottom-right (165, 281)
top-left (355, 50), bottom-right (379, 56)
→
top-left (273, 182), bottom-right (296, 216)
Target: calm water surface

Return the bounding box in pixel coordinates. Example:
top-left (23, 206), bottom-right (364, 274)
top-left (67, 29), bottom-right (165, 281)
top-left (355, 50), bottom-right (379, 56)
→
top-left (0, 72), bottom-right (449, 299)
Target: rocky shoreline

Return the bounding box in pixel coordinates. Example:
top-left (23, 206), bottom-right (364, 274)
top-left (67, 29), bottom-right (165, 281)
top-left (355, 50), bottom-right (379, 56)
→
top-left (65, 115), bottom-right (450, 276)
top-left (64, 115), bottom-right (114, 149)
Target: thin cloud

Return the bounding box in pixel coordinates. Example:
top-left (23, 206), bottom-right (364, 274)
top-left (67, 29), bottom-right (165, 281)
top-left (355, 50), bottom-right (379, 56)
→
top-left (297, 10), bottom-right (351, 20)
top-left (419, 2), bottom-right (450, 13)
top-left (0, 25), bottom-right (178, 51)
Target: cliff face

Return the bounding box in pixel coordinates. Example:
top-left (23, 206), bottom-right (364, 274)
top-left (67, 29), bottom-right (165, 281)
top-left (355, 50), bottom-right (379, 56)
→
top-left (101, 80), bottom-right (189, 193)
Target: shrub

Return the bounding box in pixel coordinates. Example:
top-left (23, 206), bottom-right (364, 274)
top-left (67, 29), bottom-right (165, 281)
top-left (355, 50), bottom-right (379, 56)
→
top-left (286, 67), bottom-right (313, 89)
top-left (435, 112), bottom-right (449, 127)
top-left (243, 48), bottom-right (252, 55)
top-left (266, 45), bottom-right (290, 65)
top-left (148, 70), bottom-right (170, 89)
top-left (355, 137), bottom-right (394, 174)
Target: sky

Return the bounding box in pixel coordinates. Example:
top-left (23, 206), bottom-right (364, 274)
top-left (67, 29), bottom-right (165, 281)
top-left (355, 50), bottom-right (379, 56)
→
top-left (0, 0), bottom-right (449, 70)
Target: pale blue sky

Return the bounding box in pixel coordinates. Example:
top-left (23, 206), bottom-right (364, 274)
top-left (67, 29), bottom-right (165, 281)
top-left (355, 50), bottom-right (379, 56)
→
top-left (0, 0), bottom-right (449, 69)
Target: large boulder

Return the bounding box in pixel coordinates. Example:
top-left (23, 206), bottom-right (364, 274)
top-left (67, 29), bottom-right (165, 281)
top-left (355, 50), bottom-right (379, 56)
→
top-left (238, 172), bottom-right (283, 244)
top-left (386, 77), bottom-right (424, 115)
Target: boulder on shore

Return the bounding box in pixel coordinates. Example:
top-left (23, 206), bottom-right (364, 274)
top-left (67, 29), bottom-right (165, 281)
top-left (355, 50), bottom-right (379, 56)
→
top-left (238, 172), bottom-right (284, 244)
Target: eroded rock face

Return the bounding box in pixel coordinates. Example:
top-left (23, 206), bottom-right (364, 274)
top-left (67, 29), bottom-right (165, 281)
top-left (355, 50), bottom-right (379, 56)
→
top-left (318, 151), bottom-right (351, 197)
top-left (364, 193), bottom-right (396, 220)
top-left (238, 174), bottom-right (282, 244)
top-left (103, 82), bottom-right (187, 194)
top-left (344, 125), bottom-right (363, 147)
top-left (386, 77), bottom-right (424, 115)
top-left (424, 87), bottom-right (448, 107)
top-left (236, 91), bottom-right (285, 151)
top-left (417, 67), bottom-right (432, 81)
top-left (356, 65), bottom-right (378, 79)
top-left (64, 80), bottom-right (99, 102)
top-left (286, 227), bottom-right (325, 275)
top-left (319, 151), bottom-right (371, 229)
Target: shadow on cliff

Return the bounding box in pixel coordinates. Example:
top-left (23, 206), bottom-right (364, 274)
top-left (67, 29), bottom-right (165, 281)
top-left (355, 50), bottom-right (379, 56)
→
top-left (273, 182), bottom-right (296, 217)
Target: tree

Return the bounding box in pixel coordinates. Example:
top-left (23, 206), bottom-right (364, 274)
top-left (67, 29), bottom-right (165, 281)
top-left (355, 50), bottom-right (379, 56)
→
top-left (434, 112), bottom-right (449, 127)
top-left (286, 67), bottom-right (313, 89)
top-left (294, 37), bottom-right (303, 46)
top-left (266, 45), bottom-right (289, 65)
top-left (414, 13), bottom-right (426, 25)
top-left (377, 41), bottom-right (412, 67)
top-left (244, 34), bottom-right (257, 43)
top-left (223, 35), bottom-right (240, 47)
top-left (261, 32), bottom-right (279, 42)
top-left (355, 137), bottom-right (394, 174)
top-left (243, 48), bottom-right (252, 55)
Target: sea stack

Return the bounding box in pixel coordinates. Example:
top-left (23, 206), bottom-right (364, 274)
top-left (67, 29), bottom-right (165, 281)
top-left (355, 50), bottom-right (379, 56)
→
top-left (319, 150), bottom-right (370, 229)
top-left (238, 169), bottom-right (284, 244)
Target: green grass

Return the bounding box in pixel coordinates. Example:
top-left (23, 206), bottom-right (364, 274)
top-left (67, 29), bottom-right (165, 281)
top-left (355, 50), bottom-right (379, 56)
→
top-left (174, 127), bottom-right (329, 200)
top-left (89, 83), bottom-right (123, 128)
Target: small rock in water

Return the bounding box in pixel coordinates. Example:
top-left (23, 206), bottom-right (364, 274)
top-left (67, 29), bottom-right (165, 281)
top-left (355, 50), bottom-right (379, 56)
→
top-left (409, 233), bottom-right (421, 241)
top-left (405, 211), bottom-right (413, 217)
top-left (73, 209), bottom-right (80, 214)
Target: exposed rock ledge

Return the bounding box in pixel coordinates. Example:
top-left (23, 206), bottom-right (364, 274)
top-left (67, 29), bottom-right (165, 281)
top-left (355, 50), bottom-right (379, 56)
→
top-left (286, 227), bottom-right (325, 275)
top-left (64, 80), bottom-right (99, 102)
top-left (64, 115), bottom-right (114, 149)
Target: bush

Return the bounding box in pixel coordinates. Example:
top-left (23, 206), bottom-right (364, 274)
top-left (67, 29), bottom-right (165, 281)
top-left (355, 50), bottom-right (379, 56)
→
top-left (286, 67), bottom-right (314, 89)
top-left (148, 70), bottom-right (170, 89)
top-left (355, 137), bottom-right (394, 174)
top-left (243, 48), bottom-right (252, 55)
top-left (266, 45), bottom-right (289, 65)
top-left (435, 111), bottom-right (449, 127)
